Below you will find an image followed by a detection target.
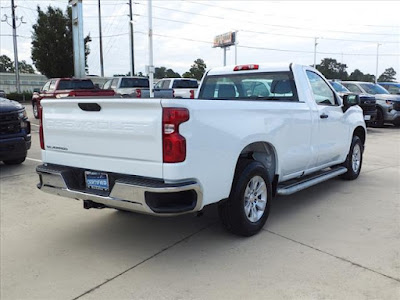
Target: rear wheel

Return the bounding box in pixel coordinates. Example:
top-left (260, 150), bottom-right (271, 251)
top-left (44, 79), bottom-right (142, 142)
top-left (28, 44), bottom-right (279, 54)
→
top-left (218, 159), bottom-right (272, 236)
top-left (33, 102), bottom-right (39, 119)
top-left (3, 157), bottom-right (26, 165)
top-left (340, 136), bottom-right (363, 180)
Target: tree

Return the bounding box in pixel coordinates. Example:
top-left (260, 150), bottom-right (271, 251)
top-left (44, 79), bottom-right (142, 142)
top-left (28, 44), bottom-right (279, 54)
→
top-left (0, 55), bottom-right (35, 74)
top-left (378, 67), bottom-right (396, 82)
top-left (348, 69), bottom-right (375, 82)
top-left (154, 66), bottom-right (180, 79)
top-left (182, 58), bottom-right (207, 80)
top-left (165, 68), bottom-right (180, 78)
top-left (31, 6), bottom-right (91, 78)
top-left (315, 58), bottom-right (348, 80)
top-left (0, 55), bottom-right (14, 72)
top-left (19, 60), bottom-right (35, 74)
top-left (154, 67), bottom-right (167, 79)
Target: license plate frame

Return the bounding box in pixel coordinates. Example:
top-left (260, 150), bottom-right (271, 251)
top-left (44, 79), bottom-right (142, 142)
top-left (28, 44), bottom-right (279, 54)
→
top-left (85, 171), bottom-right (109, 191)
top-left (364, 115), bottom-right (371, 121)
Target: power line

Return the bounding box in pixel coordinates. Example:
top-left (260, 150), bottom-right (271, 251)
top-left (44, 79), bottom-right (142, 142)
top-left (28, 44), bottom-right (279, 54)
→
top-left (132, 31), bottom-right (399, 57)
top-left (188, 0), bottom-right (400, 30)
top-left (138, 2), bottom-right (399, 37)
top-left (147, 14), bottom-right (399, 44)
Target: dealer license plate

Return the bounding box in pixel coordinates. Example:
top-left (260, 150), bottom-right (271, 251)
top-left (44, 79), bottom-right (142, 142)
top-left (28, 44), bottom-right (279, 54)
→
top-left (85, 171), bottom-right (109, 191)
top-left (364, 115), bottom-right (371, 121)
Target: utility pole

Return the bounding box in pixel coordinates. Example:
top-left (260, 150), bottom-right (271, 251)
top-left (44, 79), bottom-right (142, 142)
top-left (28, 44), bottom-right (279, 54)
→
top-left (313, 37), bottom-right (319, 68)
top-left (375, 43), bottom-right (381, 83)
top-left (98, 0), bottom-right (104, 77)
top-left (128, 0), bottom-right (135, 76)
top-left (147, 0), bottom-right (154, 97)
top-left (69, 0), bottom-right (85, 78)
top-left (1, 1), bottom-right (25, 93)
top-left (11, 0), bottom-right (20, 92)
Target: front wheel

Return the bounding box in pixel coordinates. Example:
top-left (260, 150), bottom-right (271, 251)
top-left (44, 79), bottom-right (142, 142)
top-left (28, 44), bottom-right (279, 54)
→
top-left (3, 157), bottom-right (26, 165)
top-left (219, 159), bottom-right (272, 236)
top-left (372, 108), bottom-right (384, 128)
top-left (340, 136), bottom-right (363, 180)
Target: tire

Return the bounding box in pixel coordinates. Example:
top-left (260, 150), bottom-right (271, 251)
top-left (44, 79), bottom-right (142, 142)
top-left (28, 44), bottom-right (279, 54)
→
top-left (218, 159), bottom-right (272, 236)
top-left (3, 157), bottom-right (26, 165)
top-left (372, 108), bottom-right (384, 128)
top-left (340, 136), bottom-right (363, 180)
top-left (33, 102), bottom-right (39, 119)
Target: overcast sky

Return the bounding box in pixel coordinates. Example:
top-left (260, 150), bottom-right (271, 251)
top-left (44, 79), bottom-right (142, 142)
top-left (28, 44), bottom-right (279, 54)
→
top-left (0, 0), bottom-right (399, 79)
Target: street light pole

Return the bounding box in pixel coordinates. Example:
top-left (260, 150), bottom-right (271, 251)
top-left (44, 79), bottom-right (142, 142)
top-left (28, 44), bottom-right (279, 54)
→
top-left (313, 37), bottom-right (319, 68)
top-left (11, 0), bottom-right (20, 93)
top-left (98, 0), bottom-right (104, 77)
top-left (375, 43), bottom-right (381, 83)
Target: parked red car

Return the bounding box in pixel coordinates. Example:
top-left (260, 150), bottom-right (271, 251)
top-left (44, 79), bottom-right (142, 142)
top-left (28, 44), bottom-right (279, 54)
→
top-left (31, 78), bottom-right (115, 119)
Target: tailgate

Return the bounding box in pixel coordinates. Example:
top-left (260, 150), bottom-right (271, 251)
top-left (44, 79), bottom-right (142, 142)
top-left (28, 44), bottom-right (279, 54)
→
top-left (41, 98), bottom-right (163, 178)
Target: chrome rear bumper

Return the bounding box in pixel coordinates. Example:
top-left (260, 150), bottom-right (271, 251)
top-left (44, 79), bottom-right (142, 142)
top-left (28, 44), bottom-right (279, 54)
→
top-left (36, 164), bottom-right (202, 216)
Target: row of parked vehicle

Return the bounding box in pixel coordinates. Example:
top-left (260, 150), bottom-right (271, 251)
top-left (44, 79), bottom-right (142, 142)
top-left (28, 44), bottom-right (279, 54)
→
top-left (328, 80), bottom-right (400, 127)
top-left (30, 77), bottom-right (199, 119)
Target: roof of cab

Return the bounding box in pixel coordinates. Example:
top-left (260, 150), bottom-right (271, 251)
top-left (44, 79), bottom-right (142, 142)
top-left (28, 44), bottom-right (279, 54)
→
top-left (207, 63), bottom-right (294, 76)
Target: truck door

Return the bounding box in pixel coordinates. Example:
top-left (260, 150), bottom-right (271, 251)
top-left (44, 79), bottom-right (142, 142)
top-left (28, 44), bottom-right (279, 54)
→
top-left (306, 71), bottom-right (348, 166)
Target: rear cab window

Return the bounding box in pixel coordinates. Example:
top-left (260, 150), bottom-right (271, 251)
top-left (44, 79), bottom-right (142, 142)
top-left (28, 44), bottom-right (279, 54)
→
top-left (120, 78), bottom-right (149, 88)
top-left (57, 80), bottom-right (95, 90)
top-left (198, 72), bottom-right (298, 101)
top-left (172, 79), bottom-right (198, 89)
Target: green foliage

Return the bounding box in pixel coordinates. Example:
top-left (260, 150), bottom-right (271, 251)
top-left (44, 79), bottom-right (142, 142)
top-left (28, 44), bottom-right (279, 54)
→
top-left (154, 66), bottom-right (180, 79)
top-left (183, 58), bottom-right (207, 80)
top-left (0, 55), bottom-right (15, 72)
top-left (31, 6), bottom-right (91, 78)
top-left (6, 92), bottom-right (33, 102)
top-left (0, 55), bottom-right (35, 73)
top-left (378, 67), bottom-right (396, 82)
top-left (315, 58), bottom-right (348, 80)
top-left (348, 69), bottom-right (375, 82)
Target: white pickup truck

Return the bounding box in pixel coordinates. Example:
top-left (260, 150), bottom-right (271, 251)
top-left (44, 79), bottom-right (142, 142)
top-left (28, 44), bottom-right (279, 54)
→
top-left (154, 78), bottom-right (198, 98)
top-left (36, 64), bottom-right (366, 236)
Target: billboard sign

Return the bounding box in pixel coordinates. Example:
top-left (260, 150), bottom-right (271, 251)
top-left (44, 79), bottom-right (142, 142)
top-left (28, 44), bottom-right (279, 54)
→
top-left (213, 31), bottom-right (236, 48)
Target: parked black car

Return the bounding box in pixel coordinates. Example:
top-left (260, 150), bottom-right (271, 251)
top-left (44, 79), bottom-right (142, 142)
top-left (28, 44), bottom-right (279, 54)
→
top-left (0, 97), bottom-right (31, 164)
top-left (329, 80), bottom-right (377, 126)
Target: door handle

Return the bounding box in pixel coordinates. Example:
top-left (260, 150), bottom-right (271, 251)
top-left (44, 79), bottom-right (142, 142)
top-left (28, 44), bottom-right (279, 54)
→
top-left (320, 113), bottom-right (328, 119)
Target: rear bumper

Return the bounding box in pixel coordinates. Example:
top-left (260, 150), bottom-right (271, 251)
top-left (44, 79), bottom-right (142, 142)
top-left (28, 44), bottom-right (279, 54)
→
top-left (36, 164), bottom-right (202, 216)
top-left (0, 135), bottom-right (31, 161)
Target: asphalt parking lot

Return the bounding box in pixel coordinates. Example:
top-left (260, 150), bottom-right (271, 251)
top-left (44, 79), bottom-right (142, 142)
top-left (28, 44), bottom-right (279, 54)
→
top-left (1, 103), bottom-right (399, 300)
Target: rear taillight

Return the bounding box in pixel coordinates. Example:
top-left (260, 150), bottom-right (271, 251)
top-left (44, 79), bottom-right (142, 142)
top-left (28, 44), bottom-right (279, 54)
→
top-left (68, 91), bottom-right (77, 97)
top-left (135, 89), bottom-right (142, 98)
top-left (190, 90), bottom-right (194, 99)
top-left (39, 105), bottom-right (45, 150)
top-left (162, 108), bottom-right (189, 163)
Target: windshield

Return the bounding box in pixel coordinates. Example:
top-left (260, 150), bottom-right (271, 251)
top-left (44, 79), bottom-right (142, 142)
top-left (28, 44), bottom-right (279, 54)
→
top-left (329, 81), bottom-right (349, 93)
top-left (58, 80), bottom-right (95, 90)
top-left (198, 72), bottom-right (297, 101)
top-left (360, 83), bottom-right (389, 95)
top-left (120, 78), bottom-right (149, 88)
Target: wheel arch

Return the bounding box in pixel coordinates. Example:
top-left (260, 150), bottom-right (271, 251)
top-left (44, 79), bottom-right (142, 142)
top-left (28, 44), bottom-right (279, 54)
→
top-left (234, 141), bottom-right (279, 195)
top-left (353, 126), bottom-right (366, 146)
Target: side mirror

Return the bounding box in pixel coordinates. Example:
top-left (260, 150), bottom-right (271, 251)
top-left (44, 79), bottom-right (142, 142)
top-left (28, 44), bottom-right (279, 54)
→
top-left (342, 94), bottom-right (360, 111)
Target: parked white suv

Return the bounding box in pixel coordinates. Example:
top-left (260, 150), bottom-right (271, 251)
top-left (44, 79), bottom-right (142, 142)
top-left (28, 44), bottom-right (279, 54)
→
top-left (154, 78), bottom-right (198, 98)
